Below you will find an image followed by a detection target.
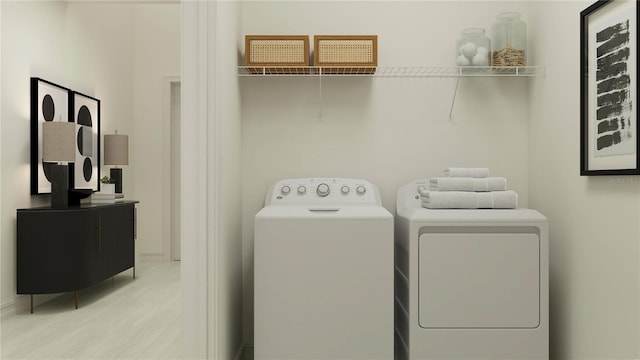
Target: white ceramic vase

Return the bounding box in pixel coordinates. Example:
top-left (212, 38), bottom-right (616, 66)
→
top-left (101, 183), bottom-right (115, 194)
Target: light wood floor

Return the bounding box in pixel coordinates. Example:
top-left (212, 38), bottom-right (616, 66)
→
top-left (1, 261), bottom-right (181, 360)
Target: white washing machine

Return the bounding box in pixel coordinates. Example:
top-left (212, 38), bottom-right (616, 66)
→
top-left (395, 180), bottom-right (549, 359)
top-left (254, 178), bottom-right (394, 360)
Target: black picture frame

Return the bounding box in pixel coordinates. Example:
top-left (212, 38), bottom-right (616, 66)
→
top-left (30, 78), bottom-right (72, 194)
top-left (581, 0), bottom-right (640, 175)
top-left (70, 91), bottom-right (101, 192)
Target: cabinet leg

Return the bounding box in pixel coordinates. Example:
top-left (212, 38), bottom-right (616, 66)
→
top-left (75, 291), bottom-right (78, 309)
top-left (133, 266), bottom-right (136, 279)
top-left (30, 294), bottom-right (33, 314)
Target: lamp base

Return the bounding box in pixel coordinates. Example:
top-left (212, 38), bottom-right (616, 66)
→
top-left (51, 164), bottom-right (69, 209)
top-left (110, 168), bottom-right (123, 194)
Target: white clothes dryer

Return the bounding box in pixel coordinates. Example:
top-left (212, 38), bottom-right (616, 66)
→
top-left (255, 178), bottom-right (394, 360)
top-left (395, 180), bottom-right (549, 359)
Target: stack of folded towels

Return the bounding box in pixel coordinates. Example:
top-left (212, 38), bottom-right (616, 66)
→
top-left (419, 167), bottom-right (518, 209)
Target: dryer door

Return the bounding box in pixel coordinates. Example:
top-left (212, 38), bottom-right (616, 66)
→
top-left (418, 232), bottom-right (539, 329)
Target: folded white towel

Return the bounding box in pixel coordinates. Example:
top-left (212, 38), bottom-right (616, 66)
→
top-left (429, 177), bottom-right (507, 192)
top-left (419, 190), bottom-right (518, 209)
top-left (444, 167), bottom-right (490, 178)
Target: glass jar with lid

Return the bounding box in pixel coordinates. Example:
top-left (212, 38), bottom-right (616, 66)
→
top-left (456, 28), bottom-right (491, 67)
top-left (491, 12), bottom-right (527, 67)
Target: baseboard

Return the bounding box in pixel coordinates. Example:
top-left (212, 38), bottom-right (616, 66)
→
top-left (139, 253), bottom-right (166, 262)
top-left (233, 345), bottom-right (244, 360)
top-left (1, 300), bottom-right (15, 320)
top-left (236, 345), bottom-right (253, 360)
top-left (2, 293), bottom-right (62, 318)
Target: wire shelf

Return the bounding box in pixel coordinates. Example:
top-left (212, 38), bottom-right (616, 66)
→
top-left (238, 66), bottom-right (545, 77)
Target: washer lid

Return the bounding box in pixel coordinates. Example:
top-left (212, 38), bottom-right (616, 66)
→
top-left (256, 205), bottom-right (392, 220)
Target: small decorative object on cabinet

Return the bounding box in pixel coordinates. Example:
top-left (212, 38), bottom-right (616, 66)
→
top-left (456, 28), bottom-right (491, 67)
top-left (92, 178), bottom-right (123, 204)
top-left (580, 0), bottom-right (639, 175)
top-left (491, 12), bottom-right (527, 67)
top-left (17, 201), bottom-right (138, 313)
top-left (100, 176), bottom-right (116, 194)
top-left (245, 35), bottom-right (310, 74)
top-left (313, 35), bottom-right (378, 74)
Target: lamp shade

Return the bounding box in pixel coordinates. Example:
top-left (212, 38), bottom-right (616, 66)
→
top-left (104, 134), bottom-right (129, 166)
top-left (42, 122), bottom-right (75, 162)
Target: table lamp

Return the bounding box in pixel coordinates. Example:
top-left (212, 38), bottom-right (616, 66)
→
top-left (104, 130), bottom-right (129, 194)
top-left (42, 122), bottom-right (75, 208)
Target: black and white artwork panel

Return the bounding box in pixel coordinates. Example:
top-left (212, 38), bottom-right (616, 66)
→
top-left (30, 78), bottom-right (70, 194)
top-left (582, 0), bottom-right (639, 174)
top-left (71, 92), bottom-right (100, 191)
top-left (594, 8), bottom-right (634, 157)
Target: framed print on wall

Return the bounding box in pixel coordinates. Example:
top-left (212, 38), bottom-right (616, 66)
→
top-left (30, 78), bottom-right (72, 194)
top-left (581, 0), bottom-right (640, 175)
top-left (70, 91), bottom-right (100, 191)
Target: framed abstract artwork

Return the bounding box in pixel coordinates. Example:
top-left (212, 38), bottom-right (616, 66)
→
top-left (70, 91), bottom-right (100, 191)
top-left (30, 78), bottom-right (72, 194)
top-left (581, 0), bottom-right (639, 175)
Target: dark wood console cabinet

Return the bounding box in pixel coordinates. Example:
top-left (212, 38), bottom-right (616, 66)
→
top-left (17, 201), bottom-right (138, 312)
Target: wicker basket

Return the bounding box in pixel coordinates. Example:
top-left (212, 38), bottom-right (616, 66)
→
top-left (245, 35), bottom-right (310, 74)
top-left (314, 35), bottom-right (378, 74)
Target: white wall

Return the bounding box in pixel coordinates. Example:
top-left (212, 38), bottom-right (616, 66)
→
top-left (64, 3), bottom-right (136, 184)
top-left (240, 0), bottom-right (532, 344)
top-left (131, 4), bottom-right (180, 258)
top-left (528, 1), bottom-right (639, 358)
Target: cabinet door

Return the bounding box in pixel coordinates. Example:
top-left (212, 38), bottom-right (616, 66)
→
top-left (17, 209), bottom-right (99, 293)
top-left (99, 204), bottom-right (135, 278)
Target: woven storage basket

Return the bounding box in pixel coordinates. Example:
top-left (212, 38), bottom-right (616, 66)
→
top-left (314, 35), bottom-right (378, 74)
top-left (245, 35), bottom-right (310, 74)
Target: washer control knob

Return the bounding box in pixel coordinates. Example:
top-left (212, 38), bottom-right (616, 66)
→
top-left (316, 183), bottom-right (330, 197)
top-left (356, 185), bottom-right (367, 195)
top-left (341, 185), bottom-right (350, 195)
top-left (280, 185), bottom-right (291, 195)
top-left (297, 185), bottom-right (307, 195)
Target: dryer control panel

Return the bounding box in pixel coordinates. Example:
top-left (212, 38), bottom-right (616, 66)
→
top-left (265, 178), bottom-right (381, 206)
top-left (397, 179), bottom-right (429, 210)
